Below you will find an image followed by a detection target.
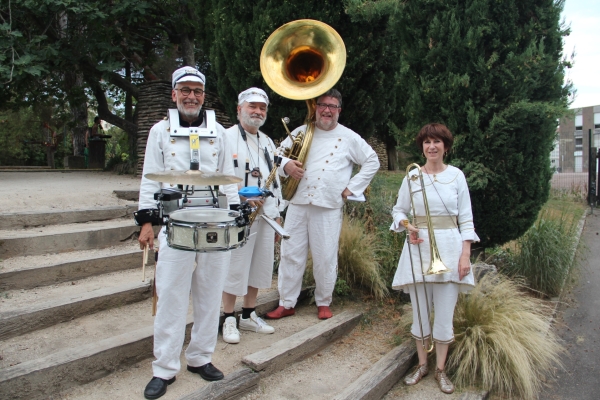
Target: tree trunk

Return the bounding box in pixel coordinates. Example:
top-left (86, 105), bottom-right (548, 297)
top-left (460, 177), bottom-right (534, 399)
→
top-left (136, 81), bottom-right (174, 175)
top-left (180, 34), bottom-right (195, 67)
top-left (385, 138), bottom-right (398, 171)
top-left (65, 73), bottom-right (88, 157)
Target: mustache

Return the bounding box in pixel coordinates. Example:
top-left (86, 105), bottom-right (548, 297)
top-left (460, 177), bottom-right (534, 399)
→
top-left (249, 114), bottom-right (264, 120)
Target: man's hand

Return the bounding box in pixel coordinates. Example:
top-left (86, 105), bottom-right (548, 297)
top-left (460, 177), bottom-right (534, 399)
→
top-left (138, 222), bottom-right (154, 250)
top-left (248, 198), bottom-right (265, 208)
top-left (341, 188), bottom-right (353, 201)
top-left (284, 160), bottom-right (304, 180)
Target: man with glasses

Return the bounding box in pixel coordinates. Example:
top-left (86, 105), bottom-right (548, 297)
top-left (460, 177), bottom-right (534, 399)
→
top-left (137, 66), bottom-right (239, 399)
top-left (266, 88), bottom-right (379, 321)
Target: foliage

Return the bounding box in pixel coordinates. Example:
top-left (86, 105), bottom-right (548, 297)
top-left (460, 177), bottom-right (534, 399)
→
top-left (449, 273), bottom-right (564, 398)
top-left (347, 0), bottom-right (572, 248)
top-left (0, 107), bottom-right (70, 167)
top-left (488, 207), bottom-right (581, 297)
top-left (337, 214), bottom-right (389, 300)
top-left (207, 0), bottom-right (401, 143)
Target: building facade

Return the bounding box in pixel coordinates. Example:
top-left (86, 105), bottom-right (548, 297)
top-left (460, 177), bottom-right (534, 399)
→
top-left (556, 104), bottom-right (600, 173)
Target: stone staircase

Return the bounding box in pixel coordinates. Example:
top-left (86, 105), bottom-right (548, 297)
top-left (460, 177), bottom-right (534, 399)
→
top-left (2, 203), bottom-right (484, 400)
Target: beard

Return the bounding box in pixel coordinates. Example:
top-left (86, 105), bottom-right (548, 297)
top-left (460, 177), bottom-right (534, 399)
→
top-left (177, 99), bottom-right (201, 121)
top-left (315, 113), bottom-right (338, 131)
top-left (240, 109), bottom-right (266, 128)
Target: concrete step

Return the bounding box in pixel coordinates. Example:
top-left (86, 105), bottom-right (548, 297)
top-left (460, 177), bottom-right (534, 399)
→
top-left (0, 242), bottom-right (149, 291)
top-left (0, 288), bottom-right (298, 400)
top-left (0, 218), bottom-right (139, 258)
top-left (0, 204), bottom-right (137, 229)
top-left (0, 264), bottom-right (154, 340)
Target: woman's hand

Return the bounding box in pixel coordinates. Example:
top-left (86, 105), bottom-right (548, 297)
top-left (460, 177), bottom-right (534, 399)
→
top-left (405, 223), bottom-right (424, 245)
top-left (458, 254), bottom-right (471, 280)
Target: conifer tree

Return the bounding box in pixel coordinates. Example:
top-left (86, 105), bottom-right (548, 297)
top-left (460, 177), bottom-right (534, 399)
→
top-left (349, 0), bottom-right (571, 247)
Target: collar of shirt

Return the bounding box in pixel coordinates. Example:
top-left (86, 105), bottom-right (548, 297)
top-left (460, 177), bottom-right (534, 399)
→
top-left (178, 112), bottom-right (204, 127)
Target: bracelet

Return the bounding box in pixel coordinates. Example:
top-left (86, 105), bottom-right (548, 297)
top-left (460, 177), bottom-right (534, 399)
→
top-left (401, 219), bottom-right (409, 228)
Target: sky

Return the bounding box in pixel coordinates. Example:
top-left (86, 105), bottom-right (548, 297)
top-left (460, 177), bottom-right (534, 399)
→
top-left (561, 0), bottom-right (600, 109)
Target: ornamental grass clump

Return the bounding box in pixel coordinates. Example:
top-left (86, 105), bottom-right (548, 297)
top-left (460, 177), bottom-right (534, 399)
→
top-left (337, 215), bottom-right (389, 300)
top-left (499, 208), bottom-right (579, 297)
top-left (448, 274), bottom-right (564, 399)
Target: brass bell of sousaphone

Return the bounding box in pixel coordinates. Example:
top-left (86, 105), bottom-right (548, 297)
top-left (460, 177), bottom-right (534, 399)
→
top-left (260, 19), bottom-right (346, 200)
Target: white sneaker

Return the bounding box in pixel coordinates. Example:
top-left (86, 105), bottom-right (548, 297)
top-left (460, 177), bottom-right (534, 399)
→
top-left (222, 316), bottom-right (240, 344)
top-left (239, 311), bottom-right (275, 334)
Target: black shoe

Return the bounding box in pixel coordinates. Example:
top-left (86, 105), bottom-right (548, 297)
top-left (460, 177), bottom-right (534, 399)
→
top-left (144, 376), bottom-right (175, 399)
top-left (187, 363), bottom-right (224, 381)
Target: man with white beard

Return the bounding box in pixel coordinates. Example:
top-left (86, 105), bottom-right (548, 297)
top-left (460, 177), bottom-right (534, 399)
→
top-left (137, 66), bottom-right (239, 399)
top-left (221, 88), bottom-right (283, 344)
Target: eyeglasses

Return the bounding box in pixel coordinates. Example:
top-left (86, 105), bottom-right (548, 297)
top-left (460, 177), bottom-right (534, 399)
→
top-left (175, 87), bottom-right (205, 97)
top-left (316, 103), bottom-right (341, 111)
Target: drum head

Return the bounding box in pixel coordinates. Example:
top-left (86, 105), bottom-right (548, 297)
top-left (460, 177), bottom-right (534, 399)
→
top-left (169, 208), bottom-right (237, 223)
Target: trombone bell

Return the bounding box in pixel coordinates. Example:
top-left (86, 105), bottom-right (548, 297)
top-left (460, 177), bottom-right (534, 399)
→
top-left (425, 256), bottom-right (452, 275)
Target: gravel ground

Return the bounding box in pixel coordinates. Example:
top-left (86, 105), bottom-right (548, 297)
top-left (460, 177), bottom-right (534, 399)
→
top-left (0, 171), bottom-right (140, 213)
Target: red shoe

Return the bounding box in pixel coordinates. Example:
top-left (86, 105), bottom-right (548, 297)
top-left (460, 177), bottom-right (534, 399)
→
top-left (265, 306), bottom-right (295, 319)
top-left (317, 306), bottom-right (333, 320)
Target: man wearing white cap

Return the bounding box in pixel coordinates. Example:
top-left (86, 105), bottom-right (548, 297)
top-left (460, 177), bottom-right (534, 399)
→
top-left (137, 66), bottom-right (240, 399)
top-left (266, 88), bottom-right (379, 321)
top-left (221, 88), bottom-right (283, 344)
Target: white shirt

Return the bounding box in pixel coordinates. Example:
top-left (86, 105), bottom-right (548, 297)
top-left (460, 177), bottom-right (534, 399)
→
top-left (390, 165), bottom-right (479, 291)
top-left (139, 113), bottom-right (240, 210)
top-left (225, 125), bottom-right (282, 219)
top-left (277, 123), bottom-right (380, 209)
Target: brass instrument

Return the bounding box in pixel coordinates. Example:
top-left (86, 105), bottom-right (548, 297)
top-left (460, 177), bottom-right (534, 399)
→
top-left (404, 163), bottom-right (451, 353)
top-left (247, 157), bottom-right (281, 226)
top-left (260, 19), bottom-right (346, 200)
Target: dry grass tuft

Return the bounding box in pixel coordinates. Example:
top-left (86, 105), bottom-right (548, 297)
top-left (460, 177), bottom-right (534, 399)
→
top-left (448, 274), bottom-right (564, 399)
top-left (337, 215), bottom-right (389, 300)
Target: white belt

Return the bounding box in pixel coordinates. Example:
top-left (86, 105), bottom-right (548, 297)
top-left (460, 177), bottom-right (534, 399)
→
top-left (414, 215), bottom-right (457, 229)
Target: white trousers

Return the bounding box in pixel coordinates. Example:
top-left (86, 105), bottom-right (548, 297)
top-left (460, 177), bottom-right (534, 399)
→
top-left (152, 228), bottom-right (230, 379)
top-left (408, 283), bottom-right (459, 344)
top-left (277, 204), bottom-right (343, 308)
top-left (223, 218), bottom-right (275, 296)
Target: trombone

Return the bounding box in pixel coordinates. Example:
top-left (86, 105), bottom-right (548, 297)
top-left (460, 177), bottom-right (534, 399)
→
top-left (404, 163), bottom-right (451, 353)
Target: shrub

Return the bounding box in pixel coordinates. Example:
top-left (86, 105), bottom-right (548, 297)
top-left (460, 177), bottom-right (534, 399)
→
top-left (492, 208), bottom-right (580, 296)
top-left (449, 274), bottom-right (564, 399)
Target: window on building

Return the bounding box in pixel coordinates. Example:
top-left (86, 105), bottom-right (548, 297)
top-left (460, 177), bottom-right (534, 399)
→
top-left (595, 113), bottom-right (600, 129)
top-left (575, 114), bottom-right (583, 130)
top-left (575, 137), bottom-right (583, 150)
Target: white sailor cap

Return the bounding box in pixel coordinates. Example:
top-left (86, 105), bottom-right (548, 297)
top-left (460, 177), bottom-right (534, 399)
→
top-left (238, 87), bottom-right (269, 105)
top-left (172, 66), bottom-right (205, 88)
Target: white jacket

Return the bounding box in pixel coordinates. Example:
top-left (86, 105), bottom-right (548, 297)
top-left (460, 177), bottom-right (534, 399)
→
top-left (139, 112), bottom-right (240, 210)
top-left (225, 124), bottom-right (282, 219)
top-left (277, 123), bottom-right (380, 209)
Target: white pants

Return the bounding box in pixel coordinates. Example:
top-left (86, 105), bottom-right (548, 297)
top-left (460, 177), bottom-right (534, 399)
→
top-left (408, 283), bottom-right (459, 344)
top-left (277, 204), bottom-right (343, 308)
top-left (152, 228), bottom-right (231, 379)
top-left (223, 218), bottom-right (275, 296)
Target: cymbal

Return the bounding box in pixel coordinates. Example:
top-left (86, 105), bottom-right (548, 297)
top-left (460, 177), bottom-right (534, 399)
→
top-left (145, 170), bottom-right (242, 185)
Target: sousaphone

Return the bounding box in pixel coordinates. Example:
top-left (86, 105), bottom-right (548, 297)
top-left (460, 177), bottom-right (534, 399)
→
top-left (260, 19), bottom-right (346, 200)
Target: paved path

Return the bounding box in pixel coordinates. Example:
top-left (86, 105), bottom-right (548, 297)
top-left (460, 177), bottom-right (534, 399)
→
top-left (543, 210), bottom-right (600, 399)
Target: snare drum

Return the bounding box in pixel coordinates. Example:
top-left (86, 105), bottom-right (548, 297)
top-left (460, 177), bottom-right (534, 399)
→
top-left (166, 209), bottom-right (248, 252)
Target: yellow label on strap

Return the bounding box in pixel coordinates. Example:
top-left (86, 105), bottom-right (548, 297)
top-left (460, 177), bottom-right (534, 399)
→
top-left (189, 134), bottom-right (199, 150)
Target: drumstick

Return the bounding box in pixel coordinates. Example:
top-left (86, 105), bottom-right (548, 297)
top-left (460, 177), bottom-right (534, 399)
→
top-left (152, 249), bottom-right (158, 316)
top-left (142, 244), bottom-right (149, 282)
